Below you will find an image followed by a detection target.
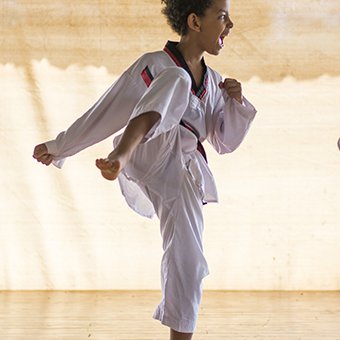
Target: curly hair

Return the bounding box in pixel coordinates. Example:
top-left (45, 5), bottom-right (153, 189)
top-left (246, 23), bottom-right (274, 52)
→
top-left (161, 0), bottom-right (215, 36)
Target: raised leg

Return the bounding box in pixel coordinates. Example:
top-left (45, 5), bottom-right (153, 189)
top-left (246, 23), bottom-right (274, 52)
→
top-left (96, 111), bottom-right (160, 180)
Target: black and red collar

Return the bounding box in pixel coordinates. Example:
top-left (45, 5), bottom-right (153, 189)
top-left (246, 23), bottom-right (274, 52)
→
top-left (163, 41), bottom-right (208, 99)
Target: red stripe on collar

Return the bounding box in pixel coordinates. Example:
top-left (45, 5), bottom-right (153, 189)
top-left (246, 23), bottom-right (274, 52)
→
top-left (163, 46), bottom-right (182, 67)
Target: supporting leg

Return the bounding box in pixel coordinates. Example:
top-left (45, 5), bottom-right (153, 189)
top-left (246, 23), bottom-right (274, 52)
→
top-left (149, 172), bottom-right (209, 335)
top-left (170, 329), bottom-right (193, 340)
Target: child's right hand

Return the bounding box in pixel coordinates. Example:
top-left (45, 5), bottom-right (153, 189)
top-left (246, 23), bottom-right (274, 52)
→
top-left (33, 143), bottom-right (53, 166)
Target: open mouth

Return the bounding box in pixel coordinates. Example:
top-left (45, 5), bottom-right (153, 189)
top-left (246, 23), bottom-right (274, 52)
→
top-left (218, 36), bottom-right (225, 48)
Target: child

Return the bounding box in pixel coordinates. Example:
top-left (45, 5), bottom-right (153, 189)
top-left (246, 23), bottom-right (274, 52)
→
top-left (33, 0), bottom-right (256, 338)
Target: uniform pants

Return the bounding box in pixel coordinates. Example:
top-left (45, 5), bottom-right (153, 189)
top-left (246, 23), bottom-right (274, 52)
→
top-left (146, 170), bottom-right (209, 333)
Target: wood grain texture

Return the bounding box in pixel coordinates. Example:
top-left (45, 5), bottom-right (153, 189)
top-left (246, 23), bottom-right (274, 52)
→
top-left (0, 291), bottom-right (340, 339)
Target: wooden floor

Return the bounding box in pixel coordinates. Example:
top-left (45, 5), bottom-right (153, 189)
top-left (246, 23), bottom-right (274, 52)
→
top-left (0, 291), bottom-right (339, 339)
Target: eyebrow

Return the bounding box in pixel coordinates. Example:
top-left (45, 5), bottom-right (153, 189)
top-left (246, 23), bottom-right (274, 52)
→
top-left (217, 9), bottom-right (228, 14)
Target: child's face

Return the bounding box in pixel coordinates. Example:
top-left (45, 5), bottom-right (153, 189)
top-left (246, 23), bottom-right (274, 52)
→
top-left (197, 0), bottom-right (233, 55)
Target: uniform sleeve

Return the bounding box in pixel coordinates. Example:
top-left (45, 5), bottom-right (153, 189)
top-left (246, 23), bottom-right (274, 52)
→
top-left (207, 88), bottom-right (257, 154)
top-left (128, 66), bottom-right (191, 141)
top-left (45, 70), bottom-right (142, 168)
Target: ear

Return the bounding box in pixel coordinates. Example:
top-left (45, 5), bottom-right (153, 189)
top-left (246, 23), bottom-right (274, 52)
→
top-left (187, 13), bottom-right (201, 33)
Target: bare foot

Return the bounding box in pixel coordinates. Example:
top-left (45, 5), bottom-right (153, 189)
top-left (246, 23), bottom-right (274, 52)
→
top-left (95, 150), bottom-right (130, 181)
top-left (95, 158), bottom-right (122, 181)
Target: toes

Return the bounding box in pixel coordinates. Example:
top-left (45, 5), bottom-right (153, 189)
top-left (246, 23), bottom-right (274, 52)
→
top-left (95, 158), bottom-right (109, 169)
top-left (96, 157), bottom-right (122, 181)
top-left (96, 158), bottom-right (120, 172)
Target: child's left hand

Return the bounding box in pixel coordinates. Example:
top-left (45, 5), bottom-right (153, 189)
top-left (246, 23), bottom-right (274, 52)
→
top-left (219, 78), bottom-right (243, 104)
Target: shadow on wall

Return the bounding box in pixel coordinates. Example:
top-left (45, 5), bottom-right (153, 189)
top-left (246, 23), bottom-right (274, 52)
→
top-left (1, 0), bottom-right (340, 81)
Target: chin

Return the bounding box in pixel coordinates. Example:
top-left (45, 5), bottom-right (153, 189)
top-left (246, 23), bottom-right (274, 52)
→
top-left (210, 49), bottom-right (221, 56)
top-left (206, 47), bottom-right (220, 56)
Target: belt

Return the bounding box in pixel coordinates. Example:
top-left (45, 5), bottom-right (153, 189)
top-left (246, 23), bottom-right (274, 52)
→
top-left (179, 120), bottom-right (207, 163)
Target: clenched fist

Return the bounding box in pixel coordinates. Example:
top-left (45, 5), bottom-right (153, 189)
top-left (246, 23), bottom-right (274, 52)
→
top-left (219, 78), bottom-right (243, 104)
top-left (33, 143), bottom-right (53, 166)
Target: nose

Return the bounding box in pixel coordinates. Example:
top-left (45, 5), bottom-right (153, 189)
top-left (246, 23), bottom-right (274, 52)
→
top-left (223, 17), bottom-right (233, 35)
top-left (227, 17), bottom-right (233, 30)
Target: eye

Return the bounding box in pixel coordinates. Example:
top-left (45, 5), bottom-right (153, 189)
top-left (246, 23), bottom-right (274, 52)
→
top-left (218, 13), bottom-right (229, 22)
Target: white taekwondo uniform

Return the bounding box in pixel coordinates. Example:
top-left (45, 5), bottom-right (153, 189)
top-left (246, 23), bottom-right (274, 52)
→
top-left (45, 41), bottom-right (257, 333)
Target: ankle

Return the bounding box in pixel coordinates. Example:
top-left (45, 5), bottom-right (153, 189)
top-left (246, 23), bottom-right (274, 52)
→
top-left (107, 147), bottom-right (129, 161)
top-left (170, 329), bottom-right (193, 340)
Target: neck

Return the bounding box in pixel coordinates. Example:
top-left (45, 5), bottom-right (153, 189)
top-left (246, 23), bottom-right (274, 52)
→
top-left (176, 36), bottom-right (204, 67)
